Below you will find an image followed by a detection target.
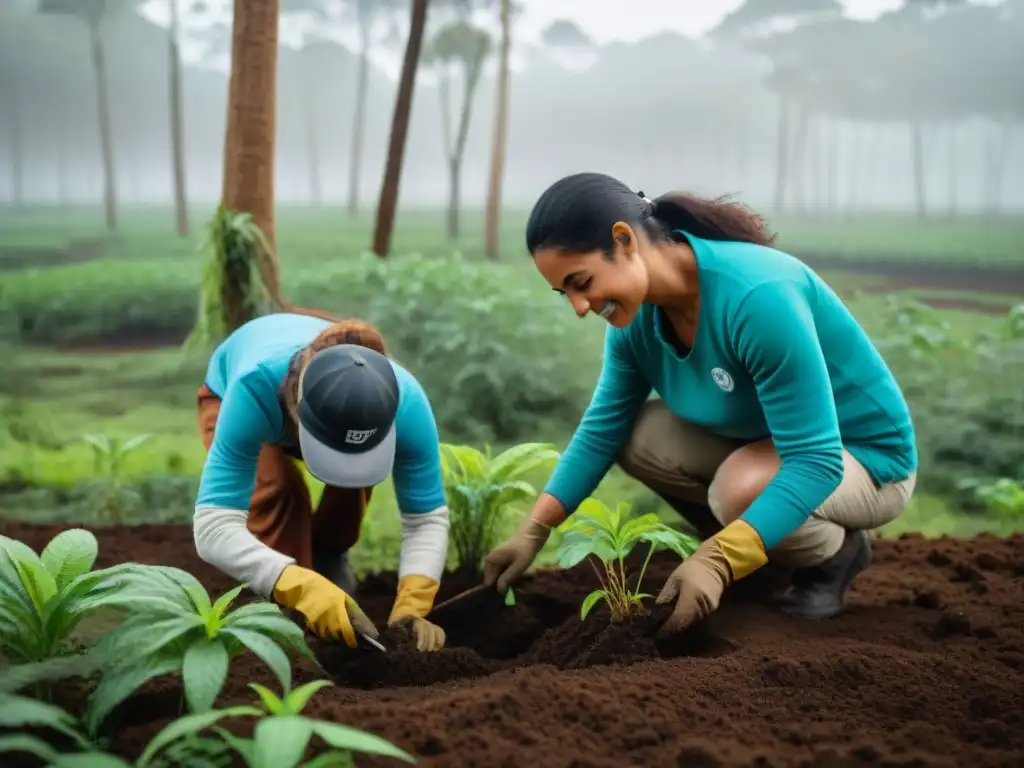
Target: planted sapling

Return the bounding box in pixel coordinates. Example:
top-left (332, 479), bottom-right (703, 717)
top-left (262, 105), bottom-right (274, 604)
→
top-left (556, 498), bottom-right (699, 622)
top-left (84, 564), bottom-right (319, 735)
top-left (440, 440), bottom-right (560, 572)
top-left (0, 529), bottom-right (128, 674)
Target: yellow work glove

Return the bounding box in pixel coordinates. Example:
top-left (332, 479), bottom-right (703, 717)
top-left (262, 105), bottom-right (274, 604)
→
top-left (272, 564), bottom-right (379, 648)
top-left (655, 519), bottom-right (768, 635)
top-left (387, 574), bottom-right (445, 652)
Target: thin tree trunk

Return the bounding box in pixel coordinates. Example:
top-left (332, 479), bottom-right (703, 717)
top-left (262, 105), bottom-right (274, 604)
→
top-left (483, 0), bottom-right (511, 261)
top-left (169, 0), bottom-right (189, 236)
top-left (372, 0), bottom-right (429, 258)
top-left (791, 106), bottom-right (809, 214)
top-left (773, 98), bottom-right (790, 213)
top-left (57, 119), bottom-right (69, 208)
top-left (303, 62), bottom-right (321, 206)
top-left (89, 17), bottom-right (117, 231)
top-left (447, 158), bottom-right (460, 240)
top-left (910, 121), bottom-right (926, 220)
top-left (446, 59), bottom-right (485, 241)
top-left (826, 118), bottom-right (839, 213)
top-left (984, 118), bottom-right (1011, 216)
top-left (9, 87), bottom-right (23, 208)
top-left (222, 0), bottom-right (281, 313)
top-left (346, 21), bottom-right (371, 217)
top-left (947, 121), bottom-right (957, 220)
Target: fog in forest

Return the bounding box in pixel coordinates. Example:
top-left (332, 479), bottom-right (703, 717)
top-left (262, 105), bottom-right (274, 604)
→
top-left (1, 0), bottom-right (1021, 215)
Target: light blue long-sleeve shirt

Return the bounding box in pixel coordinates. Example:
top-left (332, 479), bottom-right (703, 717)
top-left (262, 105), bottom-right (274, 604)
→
top-left (196, 313), bottom-right (446, 516)
top-left (544, 231), bottom-right (917, 549)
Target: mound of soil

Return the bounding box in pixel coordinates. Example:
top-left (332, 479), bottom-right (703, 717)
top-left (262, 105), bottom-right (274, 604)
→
top-left (2, 519), bottom-right (1023, 767)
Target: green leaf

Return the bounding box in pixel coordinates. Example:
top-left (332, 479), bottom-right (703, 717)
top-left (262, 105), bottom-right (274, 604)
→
top-left (0, 734), bottom-right (61, 763)
top-left (640, 529), bottom-right (700, 559)
top-left (556, 540), bottom-right (595, 570)
top-left (0, 538), bottom-right (57, 609)
top-left (182, 638), bottom-right (230, 713)
top-left (54, 754), bottom-right (134, 768)
top-left (137, 705), bottom-right (261, 767)
top-left (210, 726), bottom-right (257, 765)
top-left (39, 529), bottom-right (98, 591)
top-left (580, 589), bottom-right (608, 621)
top-left (0, 692), bottom-right (89, 746)
top-left (86, 656), bottom-right (183, 735)
top-left (254, 715), bottom-right (314, 768)
top-left (282, 680), bottom-right (333, 715)
top-left (222, 627), bottom-right (292, 694)
top-left (209, 584), bottom-right (247, 624)
top-left (311, 720), bottom-right (417, 763)
top-left (136, 616), bottom-right (206, 657)
top-left (248, 682), bottom-right (284, 714)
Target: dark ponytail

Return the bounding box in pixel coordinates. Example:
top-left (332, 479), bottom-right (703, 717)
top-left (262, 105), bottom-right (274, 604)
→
top-left (648, 191), bottom-right (775, 247)
top-left (525, 172), bottom-right (775, 257)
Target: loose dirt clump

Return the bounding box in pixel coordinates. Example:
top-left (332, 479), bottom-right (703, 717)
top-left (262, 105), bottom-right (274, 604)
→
top-left (1, 519), bottom-right (1022, 767)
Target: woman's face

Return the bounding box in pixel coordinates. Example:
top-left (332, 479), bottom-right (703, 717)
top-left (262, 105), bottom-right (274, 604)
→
top-left (532, 222), bottom-right (650, 328)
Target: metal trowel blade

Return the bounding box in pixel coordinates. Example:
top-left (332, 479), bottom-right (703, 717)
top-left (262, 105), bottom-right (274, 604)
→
top-left (358, 631), bottom-right (387, 652)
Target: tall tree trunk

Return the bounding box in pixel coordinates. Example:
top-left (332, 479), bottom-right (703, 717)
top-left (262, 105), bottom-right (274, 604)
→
top-left (445, 59), bottom-right (485, 241)
top-left (910, 121), bottom-right (926, 220)
top-left (826, 118), bottom-right (839, 213)
top-left (169, 0), bottom-right (189, 236)
top-left (9, 87), bottom-right (23, 208)
top-left (372, 0), bottom-right (429, 258)
top-left (346, 21), bottom-right (371, 217)
top-left (447, 158), bottom-right (460, 240)
top-left (57, 118), bottom-right (69, 208)
top-left (222, 0), bottom-right (281, 307)
top-left (947, 121), bottom-right (957, 220)
top-left (303, 61), bottom-right (321, 206)
top-left (773, 98), bottom-right (790, 213)
top-left (791, 106), bottom-right (809, 215)
top-left (88, 17), bottom-right (117, 232)
top-left (984, 118), bottom-right (1011, 216)
top-left (483, 0), bottom-right (511, 261)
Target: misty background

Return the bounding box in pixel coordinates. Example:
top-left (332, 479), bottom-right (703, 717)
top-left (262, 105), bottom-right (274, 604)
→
top-left (1, 0), bottom-right (1021, 216)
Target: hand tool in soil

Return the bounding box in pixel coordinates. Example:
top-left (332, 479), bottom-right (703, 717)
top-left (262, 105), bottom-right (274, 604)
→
top-left (427, 583), bottom-right (507, 625)
top-left (358, 631), bottom-right (387, 652)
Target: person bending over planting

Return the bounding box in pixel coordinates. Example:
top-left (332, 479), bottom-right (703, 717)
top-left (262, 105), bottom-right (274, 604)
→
top-left (484, 172), bottom-right (918, 634)
top-left (194, 311), bottom-right (450, 651)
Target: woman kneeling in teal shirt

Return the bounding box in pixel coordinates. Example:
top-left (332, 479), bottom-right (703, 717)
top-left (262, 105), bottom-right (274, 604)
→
top-left (484, 172), bottom-right (918, 634)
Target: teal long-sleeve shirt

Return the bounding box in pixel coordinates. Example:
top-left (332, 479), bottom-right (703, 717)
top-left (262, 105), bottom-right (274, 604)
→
top-left (544, 231), bottom-right (918, 550)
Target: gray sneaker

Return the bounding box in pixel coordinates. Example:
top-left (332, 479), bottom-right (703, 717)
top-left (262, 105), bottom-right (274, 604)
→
top-left (312, 546), bottom-right (358, 594)
top-left (774, 529), bottom-right (873, 620)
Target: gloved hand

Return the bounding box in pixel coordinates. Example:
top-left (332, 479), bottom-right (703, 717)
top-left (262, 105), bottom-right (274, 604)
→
top-left (656, 519), bottom-right (768, 635)
top-left (272, 564), bottom-right (379, 648)
top-left (482, 515), bottom-right (552, 593)
top-left (388, 574), bottom-right (445, 652)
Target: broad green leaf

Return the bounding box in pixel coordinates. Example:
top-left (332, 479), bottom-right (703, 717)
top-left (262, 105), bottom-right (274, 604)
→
top-left (209, 584), bottom-right (247, 625)
top-left (136, 616), bottom-right (205, 657)
top-left (0, 539), bottom-right (57, 609)
top-left (182, 638), bottom-right (230, 713)
top-left (222, 627), bottom-right (292, 694)
top-left (222, 601), bottom-right (282, 623)
top-left (40, 529), bottom-right (98, 591)
top-left (86, 656), bottom-right (183, 735)
top-left (0, 734), bottom-right (61, 763)
top-left (248, 682), bottom-right (284, 714)
top-left (54, 754), bottom-right (134, 768)
top-left (137, 705), bottom-right (262, 766)
top-left (254, 715), bottom-right (314, 768)
top-left (556, 540), bottom-right (595, 570)
top-left (0, 692), bottom-right (88, 745)
top-left (640, 529), bottom-right (699, 559)
top-left (619, 513), bottom-right (669, 545)
top-left (580, 589), bottom-right (608, 620)
top-left (210, 726), bottom-right (257, 765)
top-left (282, 680), bottom-right (333, 715)
top-left (311, 720), bottom-right (416, 762)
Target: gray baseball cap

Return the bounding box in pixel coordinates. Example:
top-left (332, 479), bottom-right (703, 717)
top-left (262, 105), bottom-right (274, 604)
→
top-left (297, 344), bottom-right (399, 488)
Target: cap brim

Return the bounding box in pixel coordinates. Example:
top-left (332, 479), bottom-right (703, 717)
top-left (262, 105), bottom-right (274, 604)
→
top-left (298, 422), bottom-right (396, 489)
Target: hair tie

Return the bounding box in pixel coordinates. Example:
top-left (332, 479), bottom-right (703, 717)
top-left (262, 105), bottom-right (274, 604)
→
top-left (637, 190), bottom-right (655, 216)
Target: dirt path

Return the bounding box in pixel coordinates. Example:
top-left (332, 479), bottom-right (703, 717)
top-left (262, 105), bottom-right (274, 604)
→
top-left (2, 520), bottom-right (1022, 767)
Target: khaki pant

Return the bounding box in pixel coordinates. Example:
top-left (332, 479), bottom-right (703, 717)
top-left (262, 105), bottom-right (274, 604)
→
top-left (617, 400), bottom-right (916, 568)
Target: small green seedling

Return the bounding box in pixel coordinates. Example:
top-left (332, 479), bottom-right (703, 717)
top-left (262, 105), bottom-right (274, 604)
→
top-left (440, 440), bottom-right (560, 572)
top-left (85, 564), bottom-right (318, 735)
top-left (0, 529), bottom-right (127, 669)
top-left (174, 680), bottom-right (415, 768)
top-left (972, 477), bottom-right (1024, 535)
top-left (556, 498), bottom-right (699, 622)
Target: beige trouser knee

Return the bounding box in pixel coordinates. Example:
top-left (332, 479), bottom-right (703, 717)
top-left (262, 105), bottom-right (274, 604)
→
top-left (617, 400), bottom-right (917, 568)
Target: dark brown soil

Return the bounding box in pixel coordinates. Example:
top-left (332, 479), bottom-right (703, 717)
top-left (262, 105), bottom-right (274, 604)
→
top-left (2, 519), bottom-right (1023, 767)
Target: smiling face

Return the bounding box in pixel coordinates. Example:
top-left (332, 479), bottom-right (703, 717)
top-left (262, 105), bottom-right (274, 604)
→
top-left (532, 221), bottom-right (651, 328)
